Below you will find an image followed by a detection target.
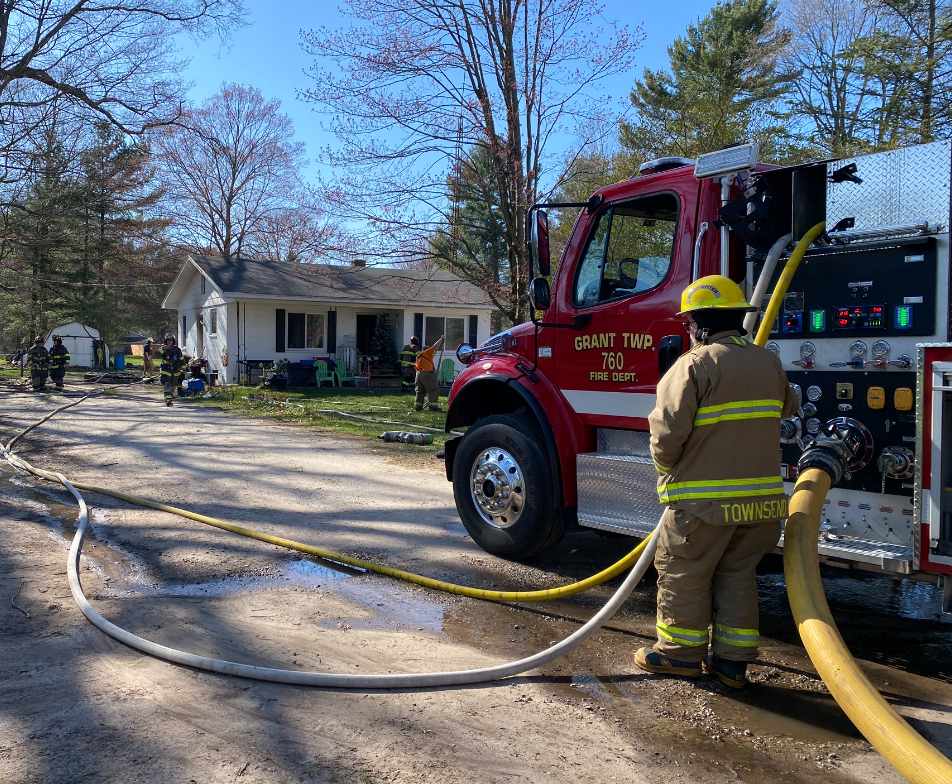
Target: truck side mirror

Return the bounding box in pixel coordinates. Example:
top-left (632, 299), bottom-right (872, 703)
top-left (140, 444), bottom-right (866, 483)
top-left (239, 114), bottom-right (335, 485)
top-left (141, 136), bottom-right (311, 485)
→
top-left (529, 277), bottom-right (551, 310)
top-left (657, 335), bottom-right (683, 377)
top-left (529, 209), bottom-right (551, 277)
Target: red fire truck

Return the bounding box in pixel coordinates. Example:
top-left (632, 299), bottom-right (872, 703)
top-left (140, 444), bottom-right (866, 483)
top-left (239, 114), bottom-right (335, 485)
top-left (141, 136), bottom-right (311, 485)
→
top-left (443, 141), bottom-right (952, 610)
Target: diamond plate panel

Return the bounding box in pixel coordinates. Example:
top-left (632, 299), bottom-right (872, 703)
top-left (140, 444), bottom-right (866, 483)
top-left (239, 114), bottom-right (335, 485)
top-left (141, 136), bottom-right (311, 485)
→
top-left (827, 141), bottom-right (951, 230)
top-left (577, 453), bottom-right (662, 535)
top-left (596, 427), bottom-right (651, 455)
top-left (775, 533), bottom-right (912, 572)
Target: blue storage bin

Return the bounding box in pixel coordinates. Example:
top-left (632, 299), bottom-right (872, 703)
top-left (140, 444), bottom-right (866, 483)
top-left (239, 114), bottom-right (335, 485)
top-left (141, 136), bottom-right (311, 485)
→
top-left (187, 379), bottom-right (205, 391)
top-left (113, 354), bottom-right (126, 370)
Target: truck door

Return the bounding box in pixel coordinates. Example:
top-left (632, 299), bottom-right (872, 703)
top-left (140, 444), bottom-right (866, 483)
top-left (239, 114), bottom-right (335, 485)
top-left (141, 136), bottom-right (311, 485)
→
top-left (552, 191), bottom-right (687, 428)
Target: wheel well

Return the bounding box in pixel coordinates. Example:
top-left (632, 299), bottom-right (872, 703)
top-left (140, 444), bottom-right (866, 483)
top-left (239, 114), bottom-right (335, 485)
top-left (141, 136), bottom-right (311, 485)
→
top-left (446, 376), bottom-right (563, 508)
top-left (447, 377), bottom-right (533, 429)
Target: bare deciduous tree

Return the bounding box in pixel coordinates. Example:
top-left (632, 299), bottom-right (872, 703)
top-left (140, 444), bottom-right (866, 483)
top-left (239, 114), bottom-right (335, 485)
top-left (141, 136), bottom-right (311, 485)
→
top-left (301, 0), bottom-right (641, 324)
top-left (0, 0), bottom-right (246, 183)
top-left (155, 83), bottom-right (312, 259)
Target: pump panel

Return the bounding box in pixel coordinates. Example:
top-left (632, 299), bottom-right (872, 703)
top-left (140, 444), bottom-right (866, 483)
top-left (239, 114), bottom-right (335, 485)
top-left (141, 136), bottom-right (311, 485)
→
top-left (764, 238), bottom-right (937, 340)
top-left (781, 370), bottom-right (918, 497)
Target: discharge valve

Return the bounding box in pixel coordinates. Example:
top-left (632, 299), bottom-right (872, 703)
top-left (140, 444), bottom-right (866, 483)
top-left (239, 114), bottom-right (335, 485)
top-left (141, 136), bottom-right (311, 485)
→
top-left (798, 420), bottom-right (867, 483)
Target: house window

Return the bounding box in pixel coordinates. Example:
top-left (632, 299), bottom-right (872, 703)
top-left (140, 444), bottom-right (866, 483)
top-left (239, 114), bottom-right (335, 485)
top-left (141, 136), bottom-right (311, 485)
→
top-left (288, 312), bottom-right (325, 350)
top-left (210, 309), bottom-right (218, 335)
top-left (201, 276), bottom-right (206, 295)
top-left (424, 316), bottom-right (466, 350)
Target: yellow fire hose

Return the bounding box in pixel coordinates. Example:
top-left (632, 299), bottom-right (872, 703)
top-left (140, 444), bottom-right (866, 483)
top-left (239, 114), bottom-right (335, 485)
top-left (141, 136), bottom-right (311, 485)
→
top-left (786, 468), bottom-right (952, 783)
top-left (762, 222), bottom-right (952, 784)
top-left (5, 451), bottom-right (647, 603)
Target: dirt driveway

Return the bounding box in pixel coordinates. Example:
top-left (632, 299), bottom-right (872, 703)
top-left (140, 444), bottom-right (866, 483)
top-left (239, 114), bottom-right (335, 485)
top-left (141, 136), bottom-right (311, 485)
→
top-left (1, 386), bottom-right (950, 784)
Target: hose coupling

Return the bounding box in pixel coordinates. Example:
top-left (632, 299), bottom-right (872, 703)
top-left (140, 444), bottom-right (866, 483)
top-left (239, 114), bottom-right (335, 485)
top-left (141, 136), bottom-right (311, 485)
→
top-left (798, 421), bottom-right (864, 484)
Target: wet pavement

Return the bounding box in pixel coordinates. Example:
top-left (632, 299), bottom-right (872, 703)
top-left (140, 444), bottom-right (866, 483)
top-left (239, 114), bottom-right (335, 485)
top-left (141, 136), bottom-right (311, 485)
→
top-left (2, 387), bottom-right (950, 784)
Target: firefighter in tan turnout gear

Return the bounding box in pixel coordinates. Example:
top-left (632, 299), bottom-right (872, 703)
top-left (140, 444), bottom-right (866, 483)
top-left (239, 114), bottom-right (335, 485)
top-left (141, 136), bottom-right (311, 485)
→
top-left (635, 275), bottom-right (799, 689)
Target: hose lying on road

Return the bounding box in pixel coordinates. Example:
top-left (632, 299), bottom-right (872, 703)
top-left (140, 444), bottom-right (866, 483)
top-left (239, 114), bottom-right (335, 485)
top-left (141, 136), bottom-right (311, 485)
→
top-left (4, 448), bottom-right (650, 602)
top-left (2, 432), bottom-right (658, 687)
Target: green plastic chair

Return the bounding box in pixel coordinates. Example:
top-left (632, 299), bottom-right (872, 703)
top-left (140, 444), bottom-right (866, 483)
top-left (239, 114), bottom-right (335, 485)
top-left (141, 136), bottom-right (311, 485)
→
top-left (334, 359), bottom-right (356, 387)
top-left (314, 360), bottom-right (338, 387)
top-left (438, 358), bottom-right (459, 386)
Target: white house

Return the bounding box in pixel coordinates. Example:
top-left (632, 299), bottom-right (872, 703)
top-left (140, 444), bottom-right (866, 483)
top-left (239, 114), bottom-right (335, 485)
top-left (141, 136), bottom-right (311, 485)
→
top-left (45, 322), bottom-right (109, 368)
top-left (161, 255), bottom-right (496, 385)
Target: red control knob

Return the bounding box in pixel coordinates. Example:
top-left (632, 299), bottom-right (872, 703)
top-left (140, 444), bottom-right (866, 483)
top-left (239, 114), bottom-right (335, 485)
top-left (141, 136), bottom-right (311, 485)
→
top-left (792, 358), bottom-right (814, 369)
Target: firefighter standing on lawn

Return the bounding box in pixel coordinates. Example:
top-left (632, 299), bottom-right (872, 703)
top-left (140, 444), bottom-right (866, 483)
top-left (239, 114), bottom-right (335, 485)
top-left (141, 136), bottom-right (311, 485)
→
top-left (635, 275), bottom-right (799, 689)
top-left (157, 332), bottom-right (186, 407)
top-left (26, 336), bottom-right (50, 391)
top-left (414, 335), bottom-right (444, 412)
top-left (400, 336), bottom-right (419, 391)
top-left (48, 335), bottom-right (70, 393)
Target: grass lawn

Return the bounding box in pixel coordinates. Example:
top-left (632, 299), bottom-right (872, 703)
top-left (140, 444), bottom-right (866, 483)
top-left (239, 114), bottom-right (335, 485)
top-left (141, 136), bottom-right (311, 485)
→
top-left (193, 384), bottom-right (458, 463)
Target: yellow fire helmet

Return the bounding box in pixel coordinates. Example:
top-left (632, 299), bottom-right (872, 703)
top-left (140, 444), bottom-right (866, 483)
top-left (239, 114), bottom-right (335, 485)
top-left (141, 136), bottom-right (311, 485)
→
top-left (678, 275), bottom-right (756, 315)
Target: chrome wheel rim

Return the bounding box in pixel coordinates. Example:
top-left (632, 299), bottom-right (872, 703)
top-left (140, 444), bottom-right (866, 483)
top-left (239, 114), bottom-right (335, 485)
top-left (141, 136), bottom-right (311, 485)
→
top-left (469, 448), bottom-right (526, 529)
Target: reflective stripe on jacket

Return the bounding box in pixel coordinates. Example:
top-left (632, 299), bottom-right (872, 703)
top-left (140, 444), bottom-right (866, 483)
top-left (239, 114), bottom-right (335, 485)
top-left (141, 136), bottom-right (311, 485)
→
top-left (400, 345), bottom-right (418, 368)
top-left (49, 345), bottom-right (70, 370)
top-left (27, 346), bottom-right (50, 369)
top-left (648, 330), bottom-right (799, 524)
top-left (157, 345), bottom-right (185, 375)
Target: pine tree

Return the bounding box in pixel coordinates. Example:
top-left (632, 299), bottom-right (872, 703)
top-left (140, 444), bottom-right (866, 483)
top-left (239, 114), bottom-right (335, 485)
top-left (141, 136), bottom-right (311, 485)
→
top-left (369, 313), bottom-right (397, 364)
top-left (620, 0), bottom-right (800, 163)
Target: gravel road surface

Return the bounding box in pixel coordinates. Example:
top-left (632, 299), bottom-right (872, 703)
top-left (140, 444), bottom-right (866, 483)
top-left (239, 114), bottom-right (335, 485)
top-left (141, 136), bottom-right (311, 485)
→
top-left (2, 386), bottom-right (950, 784)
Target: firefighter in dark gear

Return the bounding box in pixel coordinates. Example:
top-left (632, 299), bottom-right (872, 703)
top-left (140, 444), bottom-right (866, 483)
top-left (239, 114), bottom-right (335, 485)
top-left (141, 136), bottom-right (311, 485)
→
top-left (635, 275), bottom-right (799, 689)
top-left (157, 332), bottom-right (185, 407)
top-left (414, 336), bottom-right (444, 411)
top-left (400, 337), bottom-right (420, 391)
top-left (48, 335), bottom-right (70, 393)
top-left (26, 336), bottom-right (50, 391)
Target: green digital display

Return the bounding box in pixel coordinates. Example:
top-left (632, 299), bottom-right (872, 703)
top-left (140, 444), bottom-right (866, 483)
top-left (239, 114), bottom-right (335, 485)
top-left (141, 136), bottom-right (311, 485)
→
top-left (809, 309), bottom-right (826, 332)
top-left (894, 305), bottom-right (912, 329)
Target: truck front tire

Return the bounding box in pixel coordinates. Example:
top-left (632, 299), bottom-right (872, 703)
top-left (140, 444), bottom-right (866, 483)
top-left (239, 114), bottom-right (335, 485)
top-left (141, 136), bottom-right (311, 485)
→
top-left (453, 414), bottom-right (563, 559)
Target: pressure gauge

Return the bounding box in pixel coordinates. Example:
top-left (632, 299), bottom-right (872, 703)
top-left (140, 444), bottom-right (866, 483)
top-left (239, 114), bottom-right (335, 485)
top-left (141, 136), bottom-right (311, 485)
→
top-left (766, 341), bottom-right (780, 357)
top-left (849, 340), bottom-right (867, 358)
top-left (872, 340), bottom-right (890, 358)
top-left (803, 402), bottom-right (817, 417)
top-left (806, 385), bottom-right (822, 402)
top-left (805, 418), bottom-right (822, 435)
top-left (799, 341), bottom-right (816, 359)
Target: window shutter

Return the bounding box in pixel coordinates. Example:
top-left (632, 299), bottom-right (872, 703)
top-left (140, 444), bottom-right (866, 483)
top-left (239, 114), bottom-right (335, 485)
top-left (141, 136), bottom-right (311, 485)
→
top-left (414, 312), bottom-right (424, 341)
top-left (275, 309), bottom-right (286, 353)
top-left (468, 315), bottom-right (478, 347)
top-left (327, 311), bottom-right (337, 354)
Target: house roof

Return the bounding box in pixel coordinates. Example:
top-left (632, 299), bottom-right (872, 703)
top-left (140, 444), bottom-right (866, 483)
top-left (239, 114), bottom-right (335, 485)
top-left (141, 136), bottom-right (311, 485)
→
top-left (163, 255), bottom-right (495, 310)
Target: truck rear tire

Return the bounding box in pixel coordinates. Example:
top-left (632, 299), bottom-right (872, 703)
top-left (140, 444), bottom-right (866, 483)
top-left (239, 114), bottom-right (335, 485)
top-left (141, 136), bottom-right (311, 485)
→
top-left (453, 414), bottom-right (564, 560)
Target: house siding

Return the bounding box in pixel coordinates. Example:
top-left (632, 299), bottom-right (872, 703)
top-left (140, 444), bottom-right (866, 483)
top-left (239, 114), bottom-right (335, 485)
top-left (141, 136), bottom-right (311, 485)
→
top-left (166, 258), bottom-right (496, 386)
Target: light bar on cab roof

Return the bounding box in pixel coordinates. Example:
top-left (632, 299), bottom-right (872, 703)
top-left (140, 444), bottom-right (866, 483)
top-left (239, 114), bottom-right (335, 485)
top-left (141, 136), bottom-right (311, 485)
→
top-left (694, 143), bottom-right (759, 179)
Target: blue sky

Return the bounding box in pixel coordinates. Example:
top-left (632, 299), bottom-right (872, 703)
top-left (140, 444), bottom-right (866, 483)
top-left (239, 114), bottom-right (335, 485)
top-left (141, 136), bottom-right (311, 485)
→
top-left (178, 0), bottom-right (717, 178)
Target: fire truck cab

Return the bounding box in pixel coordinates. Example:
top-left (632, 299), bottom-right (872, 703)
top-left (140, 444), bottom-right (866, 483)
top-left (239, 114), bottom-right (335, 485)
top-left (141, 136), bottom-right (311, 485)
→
top-left (443, 141), bottom-right (952, 610)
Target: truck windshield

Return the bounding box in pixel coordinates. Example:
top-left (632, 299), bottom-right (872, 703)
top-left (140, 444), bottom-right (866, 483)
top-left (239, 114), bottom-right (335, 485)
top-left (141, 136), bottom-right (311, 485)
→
top-left (573, 192), bottom-right (678, 308)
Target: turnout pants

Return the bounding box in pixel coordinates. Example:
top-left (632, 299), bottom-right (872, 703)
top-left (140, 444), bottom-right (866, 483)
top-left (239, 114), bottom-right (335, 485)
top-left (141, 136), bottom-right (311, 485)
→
top-left (30, 369), bottom-right (48, 391)
top-left (50, 369), bottom-right (65, 391)
top-left (415, 370), bottom-right (439, 409)
top-left (162, 373), bottom-right (181, 401)
top-left (654, 507), bottom-right (782, 663)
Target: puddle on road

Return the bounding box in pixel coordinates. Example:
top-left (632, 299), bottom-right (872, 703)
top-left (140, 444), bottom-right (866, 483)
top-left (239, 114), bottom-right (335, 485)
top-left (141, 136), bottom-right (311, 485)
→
top-left (1, 467), bottom-right (354, 599)
top-left (757, 557), bottom-right (952, 683)
top-left (4, 466), bottom-right (949, 750)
